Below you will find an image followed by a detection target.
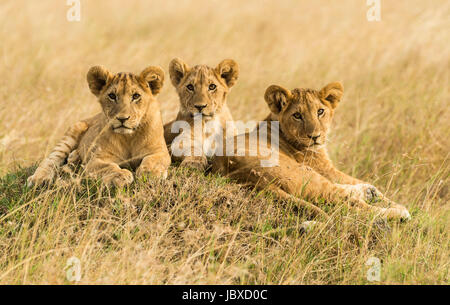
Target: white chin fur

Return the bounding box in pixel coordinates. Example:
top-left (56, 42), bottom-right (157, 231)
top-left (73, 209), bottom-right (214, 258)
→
top-left (114, 128), bottom-right (134, 135)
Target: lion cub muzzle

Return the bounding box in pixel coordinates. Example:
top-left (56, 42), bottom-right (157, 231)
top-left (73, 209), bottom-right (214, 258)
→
top-left (112, 115), bottom-right (136, 134)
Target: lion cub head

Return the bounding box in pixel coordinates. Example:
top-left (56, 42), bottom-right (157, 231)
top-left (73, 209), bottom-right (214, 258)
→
top-left (87, 66), bottom-right (164, 134)
top-left (169, 58), bottom-right (239, 118)
top-left (265, 82), bottom-right (344, 148)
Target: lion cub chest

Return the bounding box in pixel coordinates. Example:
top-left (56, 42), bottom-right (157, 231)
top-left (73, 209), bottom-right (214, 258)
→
top-left (169, 116), bottom-right (230, 158)
top-left (77, 122), bottom-right (145, 169)
top-left (203, 117), bottom-right (225, 156)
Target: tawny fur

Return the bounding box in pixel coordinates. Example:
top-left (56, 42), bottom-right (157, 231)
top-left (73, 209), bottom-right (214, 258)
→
top-left (28, 66), bottom-right (170, 187)
top-left (164, 58), bottom-right (239, 171)
top-left (26, 121), bottom-right (89, 187)
top-left (212, 82), bottom-right (411, 220)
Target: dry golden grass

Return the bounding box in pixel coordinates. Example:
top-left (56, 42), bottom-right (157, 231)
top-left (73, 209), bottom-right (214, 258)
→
top-left (0, 0), bottom-right (448, 284)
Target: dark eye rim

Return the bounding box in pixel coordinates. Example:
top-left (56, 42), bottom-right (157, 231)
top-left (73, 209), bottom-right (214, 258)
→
top-left (132, 93), bottom-right (141, 100)
top-left (209, 83), bottom-right (217, 90)
top-left (186, 84), bottom-right (194, 91)
top-left (318, 108), bottom-right (325, 116)
top-left (293, 112), bottom-right (303, 120)
top-left (108, 93), bottom-right (117, 100)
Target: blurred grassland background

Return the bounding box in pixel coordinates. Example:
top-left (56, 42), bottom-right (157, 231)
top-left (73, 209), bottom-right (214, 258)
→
top-left (0, 0), bottom-right (448, 284)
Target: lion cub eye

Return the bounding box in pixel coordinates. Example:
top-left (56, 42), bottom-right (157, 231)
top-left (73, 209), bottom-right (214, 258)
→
top-left (108, 93), bottom-right (117, 101)
top-left (293, 112), bottom-right (303, 120)
top-left (318, 109), bottom-right (325, 116)
top-left (132, 93), bottom-right (141, 100)
top-left (209, 84), bottom-right (217, 91)
top-left (186, 84), bottom-right (194, 91)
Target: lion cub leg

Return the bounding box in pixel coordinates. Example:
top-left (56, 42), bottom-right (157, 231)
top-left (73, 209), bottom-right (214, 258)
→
top-left (61, 149), bottom-right (81, 175)
top-left (136, 152), bottom-right (171, 179)
top-left (336, 184), bottom-right (383, 203)
top-left (317, 162), bottom-right (385, 203)
top-left (276, 167), bottom-right (410, 221)
top-left (169, 126), bottom-right (209, 171)
top-left (27, 121), bottom-right (89, 187)
top-left (266, 184), bottom-right (330, 221)
top-left (334, 184), bottom-right (410, 220)
top-left (85, 157), bottom-right (134, 188)
top-left (179, 134), bottom-right (208, 171)
top-left (180, 156), bottom-right (208, 171)
top-left (336, 184), bottom-right (410, 219)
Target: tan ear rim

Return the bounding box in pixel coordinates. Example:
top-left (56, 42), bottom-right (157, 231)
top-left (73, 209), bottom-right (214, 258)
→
top-left (264, 85), bottom-right (292, 114)
top-left (319, 82), bottom-right (343, 109)
top-left (87, 66), bottom-right (111, 96)
top-left (169, 58), bottom-right (189, 87)
top-left (140, 66), bottom-right (165, 95)
top-left (215, 59), bottom-right (239, 88)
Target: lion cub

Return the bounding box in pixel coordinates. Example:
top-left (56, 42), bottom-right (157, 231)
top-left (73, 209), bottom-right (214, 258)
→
top-left (28, 66), bottom-right (170, 187)
top-left (212, 82), bottom-right (410, 220)
top-left (164, 58), bottom-right (239, 171)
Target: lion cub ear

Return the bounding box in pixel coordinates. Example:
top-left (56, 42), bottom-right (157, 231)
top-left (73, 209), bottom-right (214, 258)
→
top-left (87, 66), bottom-right (112, 96)
top-left (169, 58), bottom-right (189, 87)
top-left (215, 59), bottom-right (239, 88)
top-left (140, 66), bottom-right (165, 95)
top-left (319, 82), bottom-right (343, 109)
top-left (264, 85), bottom-right (292, 114)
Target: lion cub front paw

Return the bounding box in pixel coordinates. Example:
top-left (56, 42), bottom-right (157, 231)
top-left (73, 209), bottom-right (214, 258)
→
top-left (180, 158), bottom-right (207, 171)
top-left (356, 184), bottom-right (383, 202)
top-left (341, 183), bottom-right (382, 203)
top-left (103, 169), bottom-right (134, 187)
top-left (27, 168), bottom-right (55, 187)
top-left (136, 166), bottom-right (168, 180)
top-left (382, 206), bottom-right (411, 221)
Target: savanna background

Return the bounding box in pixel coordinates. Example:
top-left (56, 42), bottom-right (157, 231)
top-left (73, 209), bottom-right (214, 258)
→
top-left (0, 0), bottom-right (448, 284)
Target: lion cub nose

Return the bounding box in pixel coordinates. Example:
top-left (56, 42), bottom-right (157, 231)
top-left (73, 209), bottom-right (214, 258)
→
top-left (307, 134), bottom-right (321, 142)
top-left (194, 105), bottom-right (207, 112)
top-left (117, 116), bottom-right (130, 124)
